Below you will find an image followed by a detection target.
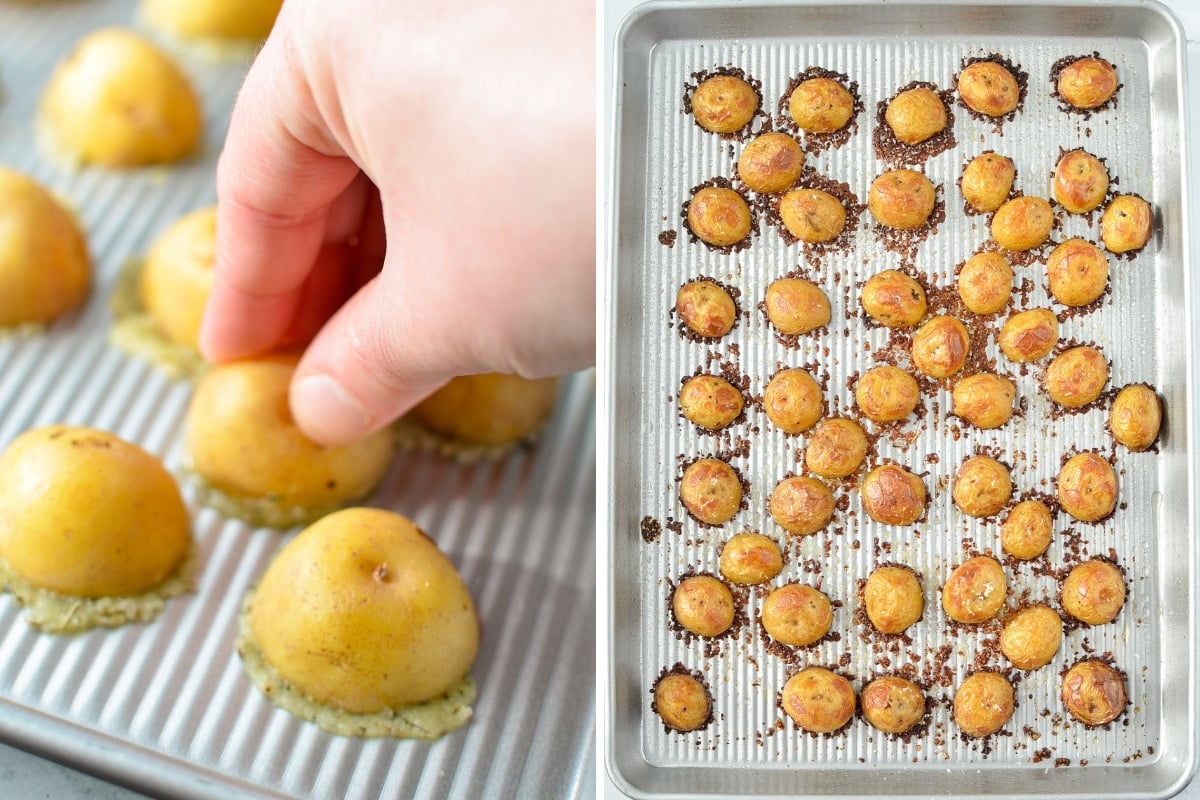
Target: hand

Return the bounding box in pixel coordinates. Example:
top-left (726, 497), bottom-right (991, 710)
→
top-left (200, 0), bottom-right (595, 446)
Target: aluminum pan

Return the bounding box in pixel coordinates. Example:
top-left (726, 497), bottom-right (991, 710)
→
top-left (0, 2), bottom-right (596, 798)
top-left (607, 1), bottom-right (1196, 797)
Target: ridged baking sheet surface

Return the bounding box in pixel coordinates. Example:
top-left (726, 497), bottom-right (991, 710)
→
top-left (0, 2), bottom-right (596, 798)
top-left (611, 2), bottom-right (1190, 796)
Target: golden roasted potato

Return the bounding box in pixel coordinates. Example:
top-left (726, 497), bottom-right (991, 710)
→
top-left (141, 0), bottom-right (282, 41)
top-left (769, 475), bottom-right (834, 536)
top-left (1110, 384), bottom-right (1162, 451)
top-left (1100, 194), bottom-right (1152, 254)
top-left (885, 87), bottom-right (947, 144)
top-left (675, 280), bottom-right (737, 339)
top-left (957, 61), bottom-right (1020, 117)
top-left (1045, 346), bottom-right (1108, 408)
top-left (861, 676), bottom-right (925, 734)
top-left (763, 277), bottom-right (830, 335)
top-left (998, 307), bottom-right (1059, 362)
top-left (672, 575), bottom-right (735, 638)
top-left (788, 77), bottom-right (855, 133)
top-left (1053, 150), bottom-right (1109, 214)
top-left (869, 169), bottom-right (936, 230)
top-left (804, 418), bottom-right (868, 478)
top-left (737, 132), bottom-right (804, 194)
top-left (186, 356), bottom-right (395, 524)
top-left (139, 206), bottom-right (215, 349)
top-left (654, 672), bottom-right (711, 732)
top-left (961, 152), bottom-right (1015, 213)
top-left (1061, 559), bottom-right (1125, 625)
top-left (678, 374), bottom-right (744, 431)
top-left (412, 373), bottom-right (559, 446)
top-left (781, 668), bottom-right (856, 733)
top-left (861, 269), bottom-right (927, 328)
top-left (855, 365), bottom-right (919, 423)
top-left (249, 508), bottom-right (478, 711)
top-left (1057, 57), bottom-right (1118, 110)
top-left (680, 458), bottom-right (742, 525)
top-left (778, 188), bottom-right (846, 243)
top-left (39, 28), bottom-right (202, 167)
top-left (911, 315), bottom-right (970, 378)
top-left (761, 583), bottom-right (832, 647)
top-left (763, 368), bottom-right (824, 434)
top-left (719, 532), bottom-right (783, 585)
top-left (952, 373), bottom-right (1015, 429)
top-left (1001, 500), bottom-right (1053, 560)
top-left (942, 556), bottom-right (1007, 623)
top-left (1046, 238), bottom-right (1109, 306)
top-left (687, 186), bottom-right (752, 247)
top-left (1062, 660), bottom-right (1126, 725)
top-left (1000, 605), bottom-right (1062, 669)
top-left (860, 464), bottom-right (926, 526)
top-left (691, 74), bottom-right (759, 134)
top-left (1057, 452), bottom-right (1117, 522)
top-left (991, 196), bottom-right (1054, 251)
top-left (953, 456), bottom-right (1012, 518)
top-left (0, 425), bottom-right (189, 597)
top-left (0, 166), bottom-right (90, 327)
top-left (957, 251), bottom-right (1012, 315)
top-left (864, 565), bottom-right (923, 634)
top-left (953, 671), bottom-right (1014, 737)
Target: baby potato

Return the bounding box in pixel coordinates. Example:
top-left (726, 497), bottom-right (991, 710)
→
top-left (1045, 346), bottom-right (1108, 408)
top-left (763, 277), bottom-right (831, 335)
top-left (763, 368), bottom-right (824, 434)
top-left (953, 456), bottom-right (1012, 518)
top-left (942, 556), bottom-right (1007, 624)
top-left (0, 166), bottom-right (90, 327)
top-left (861, 269), bottom-right (927, 328)
top-left (654, 672), bottom-right (711, 732)
top-left (678, 374), bottom-right (744, 431)
top-left (1100, 194), bottom-right (1152, 254)
top-left (1057, 452), bottom-right (1117, 522)
top-left (1053, 150), bottom-right (1109, 214)
top-left (691, 74), bottom-right (759, 134)
top-left (1110, 383), bottom-right (1162, 451)
top-left (680, 458), bottom-right (742, 525)
top-left (788, 76), bottom-right (855, 134)
top-left (991, 196), bottom-right (1055, 251)
top-left (761, 583), bottom-right (832, 647)
top-left (861, 676), bottom-right (926, 734)
top-left (1000, 605), bottom-right (1062, 670)
top-left (998, 307), bottom-right (1059, 363)
top-left (957, 251), bottom-right (1013, 315)
top-left (1062, 660), bottom-right (1126, 726)
top-left (860, 464), bottom-right (926, 526)
top-left (687, 186), bottom-right (752, 247)
top-left (1001, 500), bottom-right (1053, 560)
top-left (675, 279), bottom-right (737, 339)
top-left (805, 418), bottom-right (868, 479)
top-left (957, 61), bottom-right (1020, 117)
top-left (961, 152), bottom-right (1015, 213)
top-left (248, 507), bottom-right (478, 712)
top-left (855, 365), bottom-right (920, 423)
top-left (186, 355), bottom-right (395, 524)
top-left (1057, 56), bottom-right (1118, 110)
top-left (781, 668), bottom-right (856, 733)
top-left (1061, 559), bottom-right (1126, 625)
top-left (139, 206), bottom-right (215, 349)
top-left (911, 315), bottom-right (970, 378)
top-left (737, 132), bottom-right (804, 194)
top-left (869, 169), bottom-right (936, 230)
top-left (885, 86), bottom-right (947, 144)
top-left (864, 565), bottom-right (923, 635)
top-left (719, 532), bottom-right (783, 585)
top-left (778, 188), bottom-right (846, 243)
top-left (141, 0), bottom-right (282, 41)
top-left (952, 373), bottom-right (1015, 429)
top-left (672, 575), bottom-right (735, 638)
top-left (1046, 238), bottom-right (1109, 306)
top-left (0, 425), bottom-right (189, 598)
top-left (412, 373), bottom-right (559, 446)
top-left (39, 28), bottom-right (202, 167)
top-left (769, 475), bottom-right (835, 537)
top-left (953, 672), bottom-right (1014, 737)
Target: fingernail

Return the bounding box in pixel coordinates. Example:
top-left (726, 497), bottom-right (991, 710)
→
top-left (292, 374), bottom-right (373, 446)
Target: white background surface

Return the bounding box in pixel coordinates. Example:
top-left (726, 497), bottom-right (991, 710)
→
top-left (599, 0), bottom-right (1199, 798)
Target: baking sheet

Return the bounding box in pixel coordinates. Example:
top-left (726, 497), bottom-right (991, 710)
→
top-left (607, 1), bottom-right (1195, 797)
top-left (0, 2), bottom-right (596, 798)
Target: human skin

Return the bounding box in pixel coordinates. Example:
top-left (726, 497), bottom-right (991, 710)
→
top-left (200, 0), bottom-right (595, 445)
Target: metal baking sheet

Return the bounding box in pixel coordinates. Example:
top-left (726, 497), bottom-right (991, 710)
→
top-left (0, 2), bottom-right (596, 798)
top-left (606, 1), bottom-right (1195, 797)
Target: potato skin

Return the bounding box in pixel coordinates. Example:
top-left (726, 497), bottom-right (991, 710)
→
top-left (737, 132), bottom-right (804, 194)
top-left (680, 458), bottom-right (742, 525)
top-left (869, 170), bottom-right (936, 230)
top-left (676, 280), bottom-right (737, 339)
top-left (957, 251), bottom-right (1012, 315)
top-left (763, 277), bottom-right (830, 335)
top-left (1057, 452), bottom-right (1117, 522)
top-left (885, 87), bottom-right (947, 144)
top-left (778, 189), bottom-right (846, 243)
top-left (1053, 150), bottom-right (1109, 214)
top-left (678, 374), bottom-right (744, 431)
top-left (781, 668), bottom-right (856, 733)
top-left (1061, 559), bottom-right (1126, 625)
top-left (1057, 57), bottom-right (1118, 110)
top-left (1062, 660), bottom-right (1126, 725)
top-left (413, 373), bottom-right (558, 446)
top-left (961, 152), bottom-right (1015, 213)
top-left (789, 77), bottom-right (855, 133)
top-left (860, 465), bottom-right (926, 526)
top-left (141, 0), bottom-right (283, 40)
top-left (861, 269), bottom-right (927, 328)
top-left (1046, 238), bottom-right (1109, 307)
top-left (1110, 384), bottom-right (1162, 451)
top-left (861, 676), bottom-right (926, 734)
top-left (40, 28), bottom-right (202, 167)
top-left (763, 368), bottom-right (824, 434)
top-left (991, 196), bottom-right (1054, 251)
top-left (761, 583), bottom-right (832, 647)
top-left (691, 75), bottom-right (759, 134)
top-left (687, 187), bottom-right (752, 247)
top-left (719, 533), bottom-right (783, 585)
top-left (186, 356), bottom-right (395, 512)
top-left (249, 507), bottom-right (479, 711)
top-left (952, 373), bottom-right (1015, 429)
top-left (1001, 500), bottom-right (1053, 560)
top-left (911, 316), bottom-right (970, 378)
top-left (855, 366), bottom-right (920, 423)
top-left (953, 672), bottom-right (1014, 737)
top-left (953, 456), bottom-right (1012, 518)
top-left (957, 61), bottom-right (1020, 117)
top-left (942, 556), bottom-right (1007, 623)
top-left (654, 673), bottom-right (711, 732)
top-left (805, 418), bottom-right (868, 478)
top-left (769, 476), bottom-right (835, 536)
top-left (998, 308), bottom-right (1059, 363)
top-left (0, 167), bottom-right (90, 327)
top-left (0, 425), bottom-right (189, 597)
top-left (1045, 346), bottom-right (1108, 408)
top-left (1000, 605), bottom-right (1062, 669)
top-left (139, 206), bottom-right (215, 348)
top-left (672, 575), bottom-right (735, 638)
top-left (864, 565), bottom-right (924, 634)
top-left (1100, 194), bottom-right (1152, 254)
